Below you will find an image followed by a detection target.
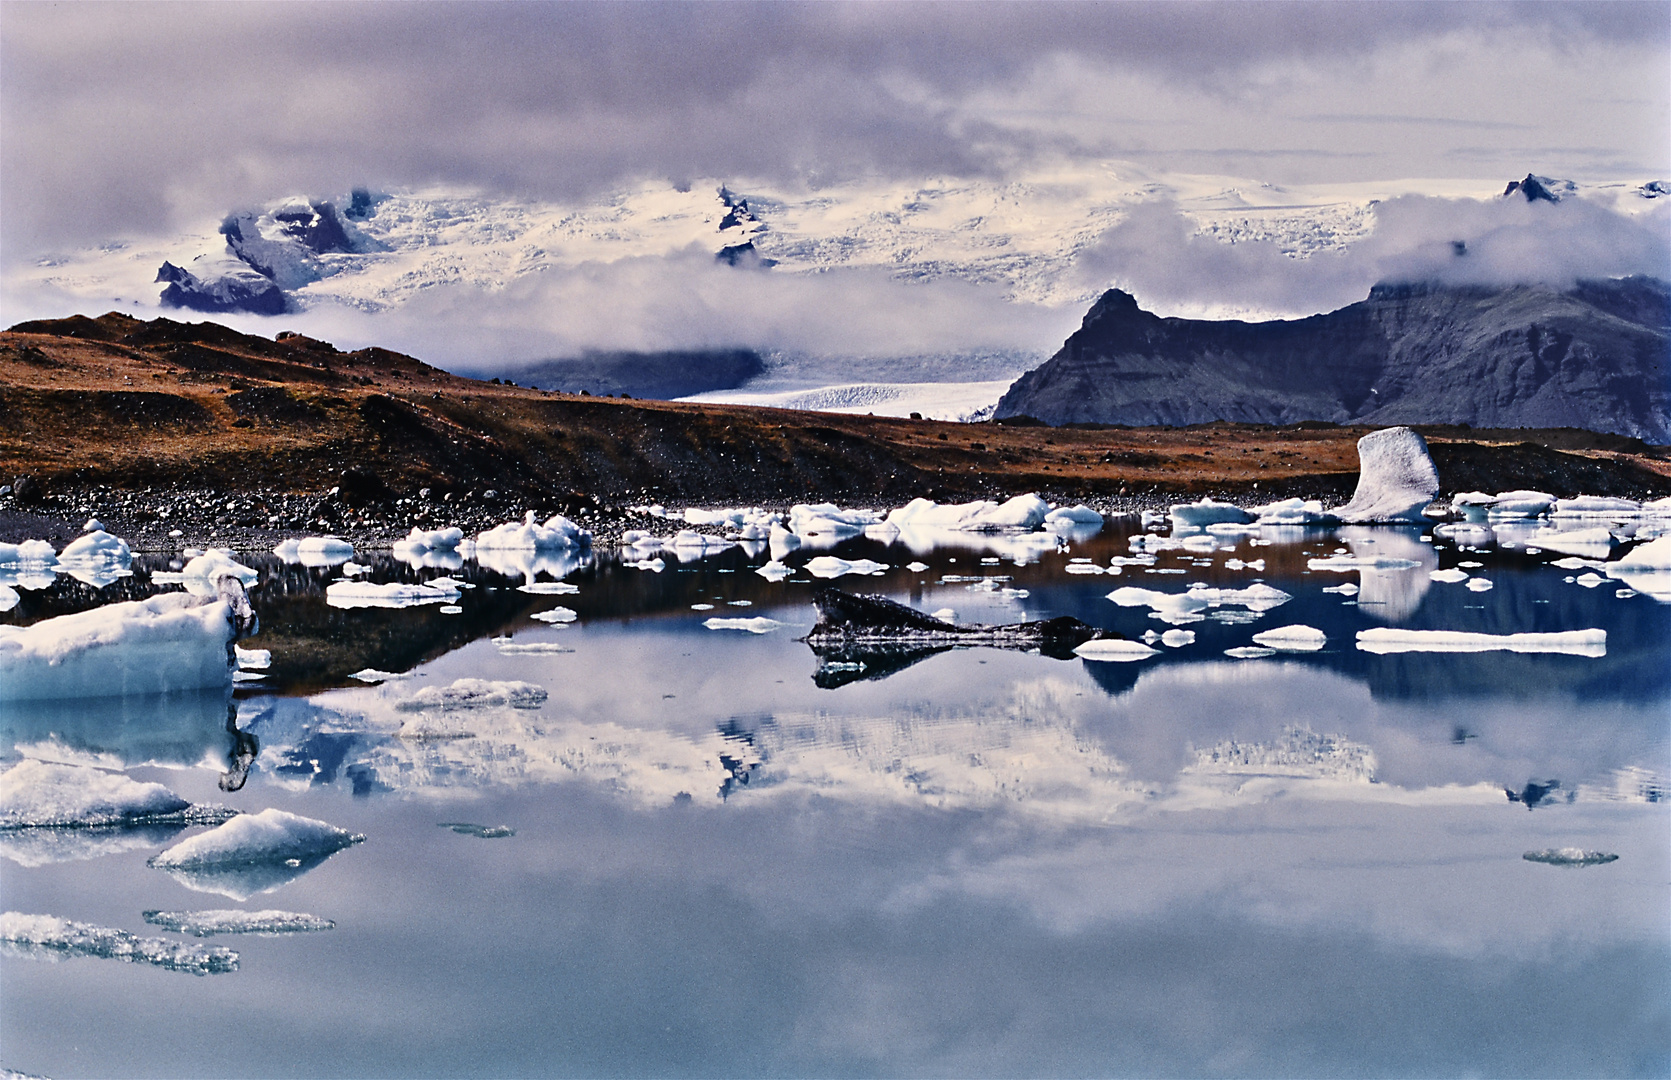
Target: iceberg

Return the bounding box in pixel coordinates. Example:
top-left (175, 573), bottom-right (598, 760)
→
top-left (151, 550), bottom-right (260, 598)
top-left (805, 556), bottom-right (890, 579)
top-left (396, 525), bottom-right (464, 551)
top-left (1332, 427), bottom-right (1440, 523)
top-left (1043, 504), bottom-right (1103, 528)
top-left (1308, 554), bottom-right (1422, 572)
top-left (1224, 646), bottom-right (1278, 659)
top-left (57, 529), bottom-right (131, 566)
top-left (475, 512), bottom-right (590, 551)
top-left (1160, 629), bottom-right (1196, 648)
top-left (395, 678), bottom-right (547, 711)
top-left (703, 617), bottom-right (784, 634)
top-left (1, 911), bottom-right (238, 975)
top-left (530, 606), bottom-right (577, 623)
top-left (1169, 498), bottom-right (1252, 528)
top-left (1073, 639), bottom-right (1160, 661)
top-left (517, 581), bottom-right (579, 594)
top-left (1249, 497), bottom-right (1335, 525)
top-left (0, 583), bottom-right (17, 612)
top-left (1611, 534), bottom-right (1671, 571)
top-left (142, 909), bottom-right (335, 936)
top-left (0, 538), bottom-right (58, 567)
top-left (325, 579), bottom-right (460, 609)
top-left (1551, 496), bottom-right (1641, 518)
top-left (1249, 625), bottom-right (1327, 652)
top-left (755, 560), bottom-right (792, 581)
top-left (0, 760), bottom-right (235, 830)
top-left (1528, 526), bottom-right (1618, 557)
top-left (274, 535), bottom-right (355, 567)
top-left (1355, 628), bottom-right (1606, 656)
top-left (787, 503), bottom-right (881, 540)
top-left (1522, 848), bottom-right (1619, 867)
top-left (1429, 568), bottom-right (1470, 583)
top-left (1487, 490), bottom-right (1556, 519)
top-left (148, 808), bottom-right (365, 900)
top-left (0, 593), bottom-right (239, 702)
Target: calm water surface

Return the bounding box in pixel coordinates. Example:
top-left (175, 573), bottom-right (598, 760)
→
top-left (4, 521), bottom-right (1668, 1077)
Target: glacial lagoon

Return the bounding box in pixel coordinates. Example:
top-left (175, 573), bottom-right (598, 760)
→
top-left (3, 518), bottom-right (1668, 1077)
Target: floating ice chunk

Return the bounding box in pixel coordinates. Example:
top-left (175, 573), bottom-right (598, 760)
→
top-left (1180, 534), bottom-right (1221, 552)
top-left (1064, 563), bottom-right (1105, 575)
top-left (755, 560), bottom-right (792, 581)
top-left (1160, 629), bottom-right (1195, 648)
top-left (530, 606), bottom-right (577, 623)
top-left (1450, 491), bottom-right (1498, 521)
top-left (282, 536), bottom-right (355, 567)
top-left (1107, 587), bottom-right (1210, 618)
top-left (702, 617), bottom-right (784, 634)
top-left (1333, 427), bottom-right (1439, 523)
top-left (670, 530), bottom-right (734, 554)
top-left (0, 593), bottom-right (236, 702)
top-left (1170, 498), bottom-right (1252, 528)
top-left (729, 599), bottom-right (752, 607)
top-left (438, 605), bottom-right (463, 614)
top-left (493, 640), bottom-right (573, 654)
top-left (234, 646), bottom-right (270, 669)
top-left (905, 562), bottom-right (929, 572)
top-left (1223, 646), bottom-right (1277, 659)
top-left (1205, 522), bottom-right (1260, 537)
top-left (440, 822), bottom-right (516, 838)
top-left (232, 671), bottom-right (267, 682)
top-left (396, 678), bottom-right (547, 710)
top-left (787, 503), bottom-right (880, 539)
top-left (970, 494), bottom-right (1050, 530)
top-left (1250, 497), bottom-right (1334, 525)
top-left (1250, 625), bottom-right (1327, 651)
top-left (1429, 568), bottom-right (1469, 583)
top-left (83, 517), bottom-right (104, 532)
top-left (1044, 504), bottom-right (1102, 528)
top-left (325, 580), bottom-right (458, 609)
top-left (397, 525), bottom-right (464, 551)
top-left (1355, 628), bottom-right (1605, 656)
top-left (340, 561), bottom-right (370, 577)
top-left (1465, 578), bottom-right (1494, 592)
top-left (1523, 848), bottom-right (1618, 867)
top-left (58, 529), bottom-right (131, 566)
top-left (1308, 554), bottom-right (1422, 572)
top-left (626, 558), bottom-right (666, 572)
top-left (143, 909), bottom-right (334, 936)
top-left (1487, 490), bottom-right (1555, 519)
top-left (1611, 535), bottom-right (1671, 570)
top-left (1, 911), bottom-right (238, 975)
top-left (475, 512), bottom-right (590, 551)
top-left (1574, 573), bottom-right (1604, 589)
top-left (805, 556), bottom-right (889, 579)
top-left (768, 523), bottom-right (803, 560)
top-left (0, 538), bottom-right (59, 567)
top-left (1549, 556), bottom-right (1603, 570)
top-left (0, 583), bottom-right (17, 612)
top-left (148, 808), bottom-right (365, 900)
top-left (517, 581), bottom-right (579, 594)
top-left (1186, 583), bottom-right (1293, 611)
top-left (0, 760), bottom-right (234, 830)
top-left (1529, 526), bottom-right (1618, 557)
top-left (347, 668), bottom-right (412, 682)
top-left (690, 603), bottom-right (715, 610)
top-left (1322, 582), bottom-right (1359, 595)
top-left (1073, 639), bottom-right (1160, 662)
top-left (1551, 496), bottom-right (1641, 517)
top-left (1434, 523), bottom-right (1495, 544)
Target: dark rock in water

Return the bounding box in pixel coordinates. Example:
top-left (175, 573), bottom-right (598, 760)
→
top-left (994, 278), bottom-right (1671, 442)
top-left (156, 261), bottom-right (288, 317)
top-left (509, 348), bottom-right (768, 401)
top-left (803, 588), bottom-right (1115, 687)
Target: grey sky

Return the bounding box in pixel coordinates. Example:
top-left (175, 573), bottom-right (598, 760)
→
top-left (3, 0), bottom-right (1667, 259)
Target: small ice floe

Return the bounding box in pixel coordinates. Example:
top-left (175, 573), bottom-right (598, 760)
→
top-left (788, 502), bottom-right (882, 540)
top-left (729, 599), bottom-right (753, 606)
top-left (1528, 526), bottom-right (1618, 558)
top-left (1, 911), bottom-right (238, 975)
top-left (0, 593), bottom-right (241, 702)
top-left (626, 558), bottom-right (666, 572)
top-left (325, 579), bottom-right (460, 609)
top-left (234, 646), bottom-right (270, 670)
top-left (1551, 496), bottom-right (1641, 518)
top-left (1308, 554), bottom-right (1422, 572)
top-left (475, 512), bottom-right (590, 551)
top-left (58, 529), bottom-right (131, 566)
top-left (439, 822), bottom-right (515, 839)
top-left (1522, 848), bottom-right (1618, 867)
top-left (1332, 427), bottom-right (1440, 523)
top-left (1106, 583), bottom-right (1291, 626)
top-left (1250, 625), bottom-right (1327, 652)
top-left (396, 525), bottom-right (464, 552)
top-left (0, 760), bottom-right (235, 831)
top-left (151, 550), bottom-right (261, 597)
top-left (530, 606), bottom-right (577, 623)
top-left (1073, 639), bottom-right (1160, 662)
top-left (690, 603), bottom-right (715, 610)
top-left (492, 639), bottom-right (572, 654)
top-left (1160, 629), bottom-right (1195, 648)
top-left (348, 668), bottom-right (413, 682)
top-left (518, 581), bottom-right (579, 594)
top-left (0, 538), bottom-right (59, 568)
top-left (702, 617), bottom-right (784, 634)
top-left (905, 562), bottom-right (930, 572)
top-left (1574, 573), bottom-right (1605, 588)
top-left (1064, 562), bottom-right (1106, 575)
top-left (1322, 582), bottom-right (1360, 596)
top-left (805, 556), bottom-right (889, 579)
top-left (149, 809), bottom-right (365, 901)
top-left (1550, 556), bottom-right (1604, 570)
top-left (670, 530), bottom-right (734, 555)
top-left (1223, 558), bottom-right (1265, 572)
top-left (884, 495), bottom-right (1048, 532)
top-left (1465, 578), bottom-right (1494, 592)
top-left (1451, 491), bottom-right (1498, 522)
top-left (1223, 646), bottom-right (1277, 659)
top-left (1434, 522), bottom-right (1496, 544)
top-left (142, 909), bottom-right (335, 936)
top-left (1170, 498), bottom-right (1252, 528)
top-left (755, 560), bottom-right (792, 581)
top-left (340, 561), bottom-right (369, 577)
top-left (274, 536), bottom-right (355, 567)
top-left (0, 583), bottom-right (18, 611)
top-left (1249, 497), bottom-right (1334, 526)
top-left (1356, 628), bottom-right (1606, 656)
top-left (1487, 490), bottom-right (1556, 519)
top-left (1429, 568), bottom-right (1470, 584)
top-left (395, 679), bottom-right (547, 710)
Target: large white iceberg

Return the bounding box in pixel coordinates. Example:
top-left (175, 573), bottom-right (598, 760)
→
top-left (786, 503), bottom-right (882, 540)
top-left (151, 549), bottom-right (260, 598)
top-left (1073, 639), bottom-right (1161, 662)
top-left (0, 593), bottom-right (239, 702)
top-left (475, 512), bottom-right (591, 551)
top-left (1, 911), bottom-right (238, 975)
top-left (883, 494), bottom-right (1050, 532)
top-left (1332, 427), bottom-right (1440, 523)
top-left (1043, 504), bottom-right (1103, 528)
top-left (1605, 535), bottom-right (1671, 600)
top-left (1355, 628), bottom-right (1606, 656)
top-left (0, 760), bottom-right (234, 830)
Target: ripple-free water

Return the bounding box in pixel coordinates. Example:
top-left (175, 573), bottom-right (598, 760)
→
top-left (4, 522), bottom-right (1668, 1077)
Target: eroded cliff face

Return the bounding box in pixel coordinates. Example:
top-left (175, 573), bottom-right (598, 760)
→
top-left (996, 278), bottom-right (1671, 442)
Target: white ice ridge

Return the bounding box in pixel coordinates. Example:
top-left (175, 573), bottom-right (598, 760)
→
top-left (804, 556), bottom-right (890, 579)
top-left (325, 579), bottom-right (460, 609)
top-left (1249, 625), bottom-right (1327, 651)
top-left (703, 617), bottom-right (785, 634)
top-left (1, 911), bottom-right (238, 975)
top-left (150, 808), bottom-right (363, 874)
top-left (1332, 427), bottom-right (1440, 523)
top-left (475, 512), bottom-right (591, 551)
top-left (1073, 639), bottom-right (1161, 662)
top-left (883, 494), bottom-right (1050, 532)
top-left (0, 760), bottom-right (236, 830)
top-left (273, 535), bottom-right (355, 567)
top-left (0, 592), bottom-right (238, 702)
top-left (1355, 628), bottom-right (1606, 656)
top-left (395, 678), bottom-right (547, 710)
top-left (142, 909), bottom-right (335, 936)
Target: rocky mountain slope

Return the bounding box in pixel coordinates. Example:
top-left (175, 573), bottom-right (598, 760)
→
top-left (995, 277), bottom-right (1671, 442)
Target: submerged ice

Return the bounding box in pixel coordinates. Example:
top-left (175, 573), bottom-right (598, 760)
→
top-left (1, 911), bottom-right (238, 975)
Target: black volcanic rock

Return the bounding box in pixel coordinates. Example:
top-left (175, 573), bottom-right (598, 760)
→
top-left (994, 279), bottom-right (1671, 442)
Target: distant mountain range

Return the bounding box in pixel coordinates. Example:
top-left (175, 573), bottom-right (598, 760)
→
top-left (995, 277), bottom-right (1671, 442)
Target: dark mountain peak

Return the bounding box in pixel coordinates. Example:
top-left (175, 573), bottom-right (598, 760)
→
top-left (1084, 288), bottom-right (1145, 324)
top-left (1503, 174), bottom-right (1575, 203)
